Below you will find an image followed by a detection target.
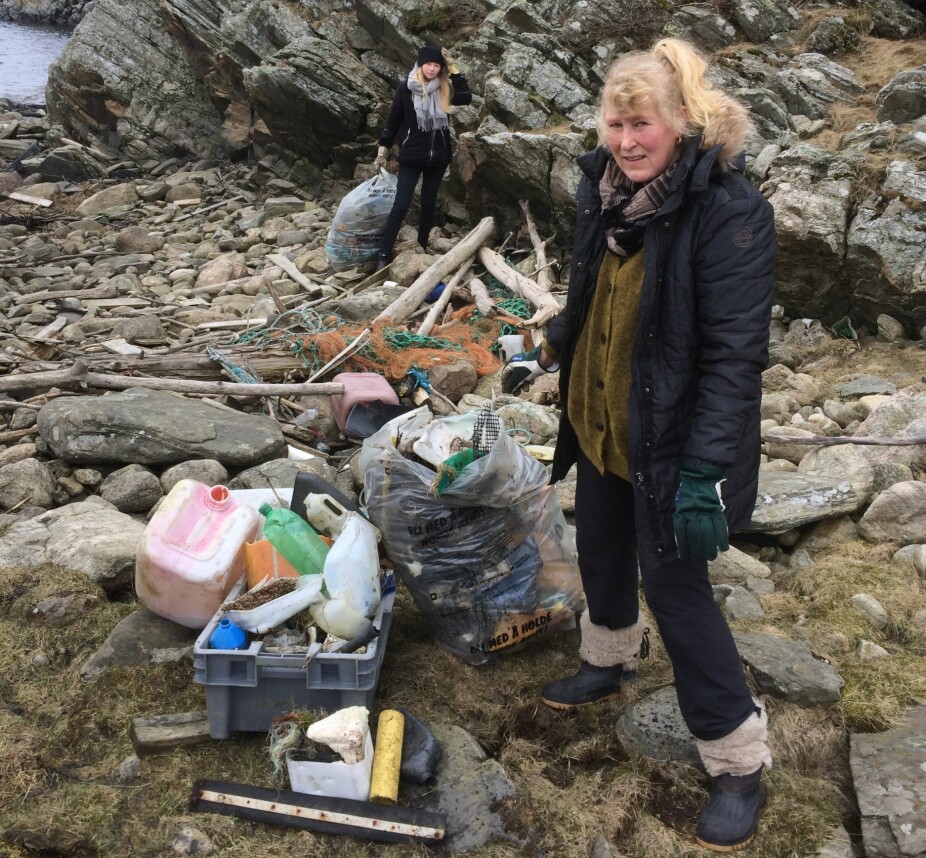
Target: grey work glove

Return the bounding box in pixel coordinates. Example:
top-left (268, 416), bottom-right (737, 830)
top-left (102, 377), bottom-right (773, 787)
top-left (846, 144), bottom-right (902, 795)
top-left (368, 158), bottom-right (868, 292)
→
top-left (373, 146), bottom-right (389, 168)
top-left (501, 345), bottom-right (559, 394)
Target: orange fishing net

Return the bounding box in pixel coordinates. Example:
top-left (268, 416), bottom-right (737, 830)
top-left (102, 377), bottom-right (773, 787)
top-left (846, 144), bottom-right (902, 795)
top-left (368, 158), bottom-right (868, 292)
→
top-left (290, 319), bottom-right (512, 382)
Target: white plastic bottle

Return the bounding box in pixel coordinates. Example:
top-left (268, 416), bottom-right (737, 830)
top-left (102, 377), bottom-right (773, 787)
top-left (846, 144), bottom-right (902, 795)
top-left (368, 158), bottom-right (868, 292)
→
top-left (135, 481), bottom-right (260, 629)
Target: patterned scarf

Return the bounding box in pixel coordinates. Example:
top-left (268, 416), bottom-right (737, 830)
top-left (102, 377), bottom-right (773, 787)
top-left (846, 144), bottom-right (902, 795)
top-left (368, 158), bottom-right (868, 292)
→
top-left (407, 65), bottom-right (449, 133)
top-left (599, 156), bottom-right (677, 256)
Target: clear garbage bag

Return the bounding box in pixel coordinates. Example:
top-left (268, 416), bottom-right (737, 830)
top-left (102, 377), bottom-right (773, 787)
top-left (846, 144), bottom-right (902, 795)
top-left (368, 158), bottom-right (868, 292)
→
top-left (360, 408), bottom-right (584, 665)
top-left (324, 169), bottom-right (398, 271)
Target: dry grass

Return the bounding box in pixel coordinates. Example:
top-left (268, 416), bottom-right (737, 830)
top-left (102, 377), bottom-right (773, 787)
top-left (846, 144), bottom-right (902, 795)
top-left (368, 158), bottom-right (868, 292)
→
top-left (2, 457), bottom-right (925, 857)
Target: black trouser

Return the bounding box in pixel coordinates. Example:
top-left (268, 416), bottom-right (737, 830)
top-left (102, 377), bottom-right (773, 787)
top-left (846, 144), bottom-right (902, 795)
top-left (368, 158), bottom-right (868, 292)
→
top-left (574, 449), bottom-right (755, 741)
top-left (379, 161), bottom-right (448, 255)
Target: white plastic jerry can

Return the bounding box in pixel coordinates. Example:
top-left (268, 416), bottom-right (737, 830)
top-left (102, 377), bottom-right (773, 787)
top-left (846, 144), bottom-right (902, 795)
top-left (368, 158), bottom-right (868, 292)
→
top-left (135, 481), bottom-right (260, 629)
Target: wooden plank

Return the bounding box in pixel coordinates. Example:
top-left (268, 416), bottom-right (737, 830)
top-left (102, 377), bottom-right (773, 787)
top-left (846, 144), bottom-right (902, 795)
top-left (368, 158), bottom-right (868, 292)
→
top-left (15, 284), bottom-right (119, 305)
top-left (130, 711), bottom-right (213, 755)
top-left (31, 317), bottom-right (68, 340)
top-left (268, 253), bottom-right (321, 293)
top-left (191, 780), bottom-right (446, 843)
top-left (99, 338), bottom-right (144, 356)
top-left (84, 297), bottom-right (152, 309)
top-left (8, 191), bottom-right (53, 207)
top-left (195, 318), bottom-right (268, 331)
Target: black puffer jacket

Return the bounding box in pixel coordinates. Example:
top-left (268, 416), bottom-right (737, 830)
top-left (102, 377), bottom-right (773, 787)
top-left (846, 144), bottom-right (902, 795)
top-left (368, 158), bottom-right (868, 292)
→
top-left (548, 133), bottom-right (776, 572)
top-left (378, 73), bottom-right (472, 166)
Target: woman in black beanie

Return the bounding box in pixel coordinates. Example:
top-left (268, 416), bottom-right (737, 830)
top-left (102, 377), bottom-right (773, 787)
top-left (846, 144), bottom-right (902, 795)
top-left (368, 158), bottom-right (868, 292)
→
top-left (373, 45), bottom-right (472, 270)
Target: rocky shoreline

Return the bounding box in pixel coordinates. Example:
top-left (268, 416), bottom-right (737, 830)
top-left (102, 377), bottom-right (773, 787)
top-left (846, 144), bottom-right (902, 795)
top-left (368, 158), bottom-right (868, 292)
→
top-left (2, 0), bottom-right (926, 854)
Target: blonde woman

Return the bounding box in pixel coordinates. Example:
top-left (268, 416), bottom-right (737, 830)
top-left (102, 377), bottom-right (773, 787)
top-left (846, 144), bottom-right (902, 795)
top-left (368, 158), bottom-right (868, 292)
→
top-left (528, 38), bottom-right (776, 851)
top-left (373, 46), bottom-right (471, 270)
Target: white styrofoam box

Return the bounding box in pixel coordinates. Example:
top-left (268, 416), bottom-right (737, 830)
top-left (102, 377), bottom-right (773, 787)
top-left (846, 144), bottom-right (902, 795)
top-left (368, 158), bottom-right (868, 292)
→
top-left (287, 729), bottom-right (374, 801)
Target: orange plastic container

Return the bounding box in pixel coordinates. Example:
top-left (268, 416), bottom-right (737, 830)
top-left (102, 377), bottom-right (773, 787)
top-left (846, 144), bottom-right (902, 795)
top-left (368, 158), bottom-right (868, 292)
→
top-left (135, 481), bottom-right (260, 629)
top-left (244, 539), bottom-right (300, 590)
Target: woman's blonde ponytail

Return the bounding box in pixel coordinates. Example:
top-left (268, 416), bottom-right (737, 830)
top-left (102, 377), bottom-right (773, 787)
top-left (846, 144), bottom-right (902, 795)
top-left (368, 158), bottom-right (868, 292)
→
top-left (652, 38), bottom-right (727, 138)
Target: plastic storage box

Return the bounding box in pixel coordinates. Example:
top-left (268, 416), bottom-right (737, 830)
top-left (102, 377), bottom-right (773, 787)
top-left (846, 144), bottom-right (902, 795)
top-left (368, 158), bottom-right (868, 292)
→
top-left (193, 578), bottom-right (395, 739)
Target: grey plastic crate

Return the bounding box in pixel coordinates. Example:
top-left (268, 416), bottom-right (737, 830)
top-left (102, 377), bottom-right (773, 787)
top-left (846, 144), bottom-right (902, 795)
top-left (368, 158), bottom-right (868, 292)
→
top-left (193, 579), bottom-right (395, 739)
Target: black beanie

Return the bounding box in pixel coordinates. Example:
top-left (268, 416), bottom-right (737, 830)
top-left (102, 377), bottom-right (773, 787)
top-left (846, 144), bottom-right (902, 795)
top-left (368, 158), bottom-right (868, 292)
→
top-left (416, 45), bottom-right (445, 68)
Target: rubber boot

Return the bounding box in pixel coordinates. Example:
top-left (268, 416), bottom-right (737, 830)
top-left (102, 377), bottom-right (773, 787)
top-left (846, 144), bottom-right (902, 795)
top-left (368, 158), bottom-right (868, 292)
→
top-left (540, 613), bottom-right (647, 710)
top-left (375, 252), bottom-right (392, 272)
top-left (540, 660), bottom-right (637, 709)
top-left (695, 768), bottom-right (765, 852)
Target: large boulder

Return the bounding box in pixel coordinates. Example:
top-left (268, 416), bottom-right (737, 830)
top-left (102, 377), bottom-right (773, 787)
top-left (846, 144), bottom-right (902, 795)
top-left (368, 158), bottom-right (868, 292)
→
top-left (847, 161), bottom-right (926, 334)
top-left (764, 145), bottom-right (854, 323)
top-left (0, 496), bottom-right (144, 594)
top-left (37, 388), bottom-right (286, 467)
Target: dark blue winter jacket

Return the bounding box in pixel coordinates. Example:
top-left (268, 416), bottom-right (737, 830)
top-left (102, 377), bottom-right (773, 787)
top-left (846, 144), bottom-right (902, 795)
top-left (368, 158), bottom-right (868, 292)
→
top-left (548, 135), bottom-right (776, 571)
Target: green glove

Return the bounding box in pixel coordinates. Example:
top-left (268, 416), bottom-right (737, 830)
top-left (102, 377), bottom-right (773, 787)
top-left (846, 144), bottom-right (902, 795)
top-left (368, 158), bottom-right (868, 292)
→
top-left (673, 462), bottom-right (729, 562)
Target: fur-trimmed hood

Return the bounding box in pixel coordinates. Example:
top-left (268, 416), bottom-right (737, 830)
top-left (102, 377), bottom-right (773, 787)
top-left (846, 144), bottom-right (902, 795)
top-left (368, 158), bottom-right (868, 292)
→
top-left (698, 93), bottom-right (752, 171)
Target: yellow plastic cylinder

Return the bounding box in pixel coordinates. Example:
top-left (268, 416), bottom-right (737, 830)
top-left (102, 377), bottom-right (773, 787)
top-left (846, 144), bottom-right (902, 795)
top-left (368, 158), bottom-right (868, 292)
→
top-left (369, 709), bottom-right (405, 804)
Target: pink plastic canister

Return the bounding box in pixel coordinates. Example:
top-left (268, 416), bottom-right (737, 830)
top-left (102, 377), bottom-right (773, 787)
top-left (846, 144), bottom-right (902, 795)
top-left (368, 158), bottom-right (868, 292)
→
top-left (329, 372), bottom-right (399, 432)
top-left (135, 480), bottom-right (260, 629)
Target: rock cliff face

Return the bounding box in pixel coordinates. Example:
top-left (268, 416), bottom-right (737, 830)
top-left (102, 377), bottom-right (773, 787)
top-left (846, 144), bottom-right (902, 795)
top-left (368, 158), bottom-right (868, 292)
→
top-left (44, 0), bottom-right (926, 332)
top-left (0, 0), bottom-right (90, 26)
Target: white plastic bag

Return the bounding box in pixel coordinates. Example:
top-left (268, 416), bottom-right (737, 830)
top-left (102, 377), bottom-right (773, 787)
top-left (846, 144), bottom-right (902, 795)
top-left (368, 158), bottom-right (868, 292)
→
top-left (360, 409), bottom-right (584, 665)
top-left (324, 170), bottom-right (398, 271)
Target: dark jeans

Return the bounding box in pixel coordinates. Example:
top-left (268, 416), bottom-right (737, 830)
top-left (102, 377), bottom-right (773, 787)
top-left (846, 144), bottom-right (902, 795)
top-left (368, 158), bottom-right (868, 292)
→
top-left (574, 449), bottom-right (755, 741)
top-left (379, 161), bottom-right (448, 255)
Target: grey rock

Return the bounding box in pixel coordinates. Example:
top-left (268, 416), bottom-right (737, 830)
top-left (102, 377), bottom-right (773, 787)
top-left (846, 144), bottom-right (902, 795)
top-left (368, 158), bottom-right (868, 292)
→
top-left (100, 464), bottom-right (164, 513)
top-left (807, 16), bottom-right (860, 56)
top-left (709, 545), bottom-right (772, 584)
top-left (264, 196), bottom-right (304, 216)
top-left (857, 640), bottom-right (890, 661)
top-left (81, 605), bottom-right (198, 679)
top-left (495, 400), bottom-right (560, 445)
top-left (335, 286), bottom-right (405, 321)
top-left (776, 54), bottom-right (865, 120)
top-left (171, 824), bottom-right (214, 856)
top-left (665, 5), bottom-right (738, 50)
top-left (859, 481), bottom-right (926, 546)
top-left (616, 686), bottom-right (699, 763)
top-left (403, 722), bottom-right (523, 852)
top-left (110, 314), bottom-right (164, 343)
top-left (729, 0), bottom-right (800, 42)
top-left (0, 457), bottom-right (56, 510)
top-left (37, 388), bottom-right (285, 467)
top-left (851, 593), bottom-right (890, 631)
top-left (713, 584), bottom-right (764, 620)
top-left (75, 183), bottom-right (139, 216)
top-left (764, 146), bottom-right (853, 322)
top-left (848, 161), bottom-right (926, 334)
top-left (835, 375), bottom-right (897, 397)
top-left (850, 706), bottom-right (926, 858)
top-left (427, 360), bottom-right (478, 404)
top-left (160, 459), bottom-right (229, 493)
top-left (798, 445), bottom-right (875, 508)
top-left (31, 592), bottom-right (101, 627)
top-left (114, 754), bottom-right (142, 784)
top-left (227, 457), bottom-right (335, 491)
top-left (733, 631), bottom-right (844, 705)
top-left (876, 65), bottom-right (926, 124)
top-left (877, 314), bottom-right (908, 343)
top-left (114, 226), bottom-right (165, 254)
top-left (0, 496), bottom-right (144, 594)
top-left (764, 425), bottom-right (818, 465)
top-left (750, 470), bottom-right (861, 532)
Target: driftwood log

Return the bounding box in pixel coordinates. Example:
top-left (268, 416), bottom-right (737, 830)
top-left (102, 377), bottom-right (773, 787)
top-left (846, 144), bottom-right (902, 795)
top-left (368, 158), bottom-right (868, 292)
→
top-left (518, 199), bottom-right (554, 293)
top-left (417, 262), bottom-right (472, 338)
top-left (476, 246), bottom-right (560, 328)
top-left (0, 361), bottom-right (344, 397)
top-left (374, 216), bottom-right (495, 324)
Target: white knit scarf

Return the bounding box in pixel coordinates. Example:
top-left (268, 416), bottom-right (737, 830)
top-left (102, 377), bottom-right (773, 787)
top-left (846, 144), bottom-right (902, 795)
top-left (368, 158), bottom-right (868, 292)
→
top-left (407, 65), bottom-right (449, 132)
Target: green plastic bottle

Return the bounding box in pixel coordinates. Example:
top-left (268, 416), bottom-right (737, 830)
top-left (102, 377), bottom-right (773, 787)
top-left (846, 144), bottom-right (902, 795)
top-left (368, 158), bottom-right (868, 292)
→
top-left (259, 503), bottom-right (330, 576)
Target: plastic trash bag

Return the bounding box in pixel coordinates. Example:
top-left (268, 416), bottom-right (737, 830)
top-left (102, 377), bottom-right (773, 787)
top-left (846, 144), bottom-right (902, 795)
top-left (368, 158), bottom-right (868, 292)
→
top-left (360, 408), bottom-right (584, 665)
top-left (324, 170), bottom-right (398, 271)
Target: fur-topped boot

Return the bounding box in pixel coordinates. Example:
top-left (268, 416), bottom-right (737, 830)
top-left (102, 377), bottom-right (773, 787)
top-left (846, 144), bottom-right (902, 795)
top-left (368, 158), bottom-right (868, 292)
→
top-left (695, 700), bottom-right (772, 852)
top-left (540, 611), bottom-right (648, 710)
